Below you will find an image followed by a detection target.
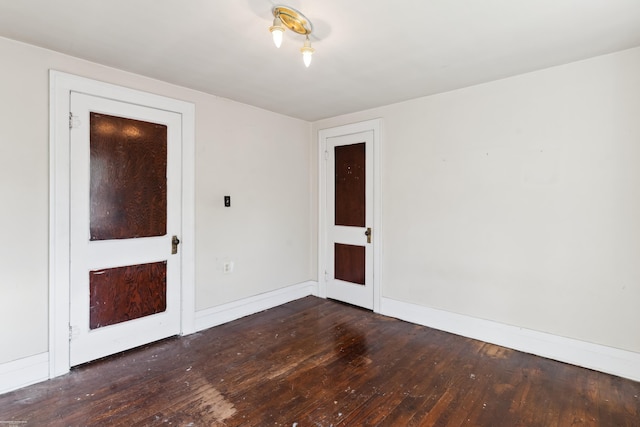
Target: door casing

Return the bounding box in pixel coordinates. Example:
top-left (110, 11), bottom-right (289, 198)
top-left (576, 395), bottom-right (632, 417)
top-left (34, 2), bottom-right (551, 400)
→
top-left (49, 71), bottom-right (196, 378)
top-left (318, 119), bottom-right (382, 312)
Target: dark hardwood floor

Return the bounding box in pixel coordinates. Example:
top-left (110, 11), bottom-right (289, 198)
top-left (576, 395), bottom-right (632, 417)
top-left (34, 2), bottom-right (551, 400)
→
top-left (1, 296), bottom-right (638, 426)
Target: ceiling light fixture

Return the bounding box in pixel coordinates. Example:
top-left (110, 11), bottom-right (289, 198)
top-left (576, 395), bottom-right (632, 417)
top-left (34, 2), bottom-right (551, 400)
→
top-left (269, 5), bottom-right (315, 67)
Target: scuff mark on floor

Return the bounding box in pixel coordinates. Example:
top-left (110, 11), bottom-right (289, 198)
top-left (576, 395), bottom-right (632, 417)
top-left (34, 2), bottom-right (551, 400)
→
top-left (189, 372), bottom-right (237, 422)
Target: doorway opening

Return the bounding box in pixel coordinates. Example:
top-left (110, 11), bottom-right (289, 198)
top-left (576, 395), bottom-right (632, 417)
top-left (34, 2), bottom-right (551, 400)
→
top-left (49, 71), bottom-right (195, 378)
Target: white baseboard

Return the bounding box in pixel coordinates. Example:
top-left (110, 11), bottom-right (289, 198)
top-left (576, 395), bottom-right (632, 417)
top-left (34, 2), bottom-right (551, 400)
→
top-left (380, 297), bottom-right (640, 382)
top-left (6, 290), bottom-right (632, 397)
top-left (195, 281), bottom-right (318, 332)
top-left (0, 352), bottom-right (49, 395)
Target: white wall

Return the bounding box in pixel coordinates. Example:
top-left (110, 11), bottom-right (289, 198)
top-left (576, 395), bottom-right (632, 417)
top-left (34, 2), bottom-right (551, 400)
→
top-left (194, 96), bottom-right (312, 310)
top-left (0, 37), bottom-right (313, 365)
top-left (313, 47), bottom-right (640, 354)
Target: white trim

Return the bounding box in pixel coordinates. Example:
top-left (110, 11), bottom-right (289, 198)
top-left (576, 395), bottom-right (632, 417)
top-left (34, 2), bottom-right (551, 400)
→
top-left (0, 353), bottom-right (49, 395)
top-left (49, 70), bottom-right (196, 378)
top-left (180, 96), bottom-right (196, 336)
top-left (381, 297), bottom-right (640, 382)
top-left (195, 281), bottom-right (317, 332)
top-left (318, 119), bottom-right (382, 312)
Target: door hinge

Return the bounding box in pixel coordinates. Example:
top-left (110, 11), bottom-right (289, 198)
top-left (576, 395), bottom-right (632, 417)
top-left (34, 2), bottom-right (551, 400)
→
top-left (324, 150), bottom-right (328, 160)
top-left (324, 270), bottom-right (329, 282)
top-left (69, 112), bottom-right (81, 129)
top-left (69, 325), bottom-right (79, 341)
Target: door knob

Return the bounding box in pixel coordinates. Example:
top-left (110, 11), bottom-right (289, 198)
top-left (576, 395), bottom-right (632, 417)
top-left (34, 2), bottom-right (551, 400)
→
top-left (172, 235), bottom-right (180, 254)
top-left (364, 227), bottom-right (372, 244)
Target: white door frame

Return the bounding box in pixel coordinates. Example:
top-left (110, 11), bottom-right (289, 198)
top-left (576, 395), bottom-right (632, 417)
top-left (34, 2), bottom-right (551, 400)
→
top-left (49, 71), bottom-right (196, 378)
top-left (318, 119), bottom-right (382, 312)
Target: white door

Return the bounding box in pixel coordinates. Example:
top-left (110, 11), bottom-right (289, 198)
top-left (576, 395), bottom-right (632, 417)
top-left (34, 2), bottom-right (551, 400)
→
top-left (69, 92), bottom-right (182, 366)
top-left (325, 130), bottom-right (374, 309)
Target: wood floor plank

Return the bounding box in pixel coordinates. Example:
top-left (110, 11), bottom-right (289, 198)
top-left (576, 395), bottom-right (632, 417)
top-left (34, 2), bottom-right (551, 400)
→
top-left (0, 296), bottom-right (638, 426)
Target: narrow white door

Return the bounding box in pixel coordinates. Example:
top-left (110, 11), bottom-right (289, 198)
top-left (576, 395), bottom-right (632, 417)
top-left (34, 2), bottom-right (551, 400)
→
top-left (69, 92), bottom-right (182, 366)
top-left (326, 130), bottom-right (374, 309)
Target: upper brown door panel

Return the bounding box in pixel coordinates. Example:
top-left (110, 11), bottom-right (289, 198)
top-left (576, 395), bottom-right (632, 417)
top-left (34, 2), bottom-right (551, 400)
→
top-left (89, 112), bottom-right (168, 240)
top-left (334, 142), bottom-right (366, 227)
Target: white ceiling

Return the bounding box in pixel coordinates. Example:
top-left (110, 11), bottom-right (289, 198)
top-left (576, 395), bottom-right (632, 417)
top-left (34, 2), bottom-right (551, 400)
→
top-left (1, 0), bottom-right (640, 121)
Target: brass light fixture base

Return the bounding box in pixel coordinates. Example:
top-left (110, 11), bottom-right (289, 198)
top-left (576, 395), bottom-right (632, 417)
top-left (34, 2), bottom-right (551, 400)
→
top-left (272, 6), bottom-right (313, 36)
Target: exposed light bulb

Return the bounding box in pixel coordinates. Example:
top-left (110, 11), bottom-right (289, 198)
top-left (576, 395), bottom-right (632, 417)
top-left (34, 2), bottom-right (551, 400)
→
top-left (302, 50), bottom-right (313, 67)
top-left (300, 36), bottom-right (314, 67)
top-left (269, 18), bottom-right (285, 48)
